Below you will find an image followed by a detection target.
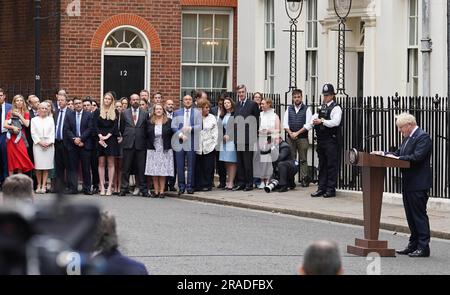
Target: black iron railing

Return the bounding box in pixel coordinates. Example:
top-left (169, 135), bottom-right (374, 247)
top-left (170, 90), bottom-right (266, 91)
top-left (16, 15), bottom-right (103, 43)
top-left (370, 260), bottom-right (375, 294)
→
top-left (0, 82), bottom-right (55, 102)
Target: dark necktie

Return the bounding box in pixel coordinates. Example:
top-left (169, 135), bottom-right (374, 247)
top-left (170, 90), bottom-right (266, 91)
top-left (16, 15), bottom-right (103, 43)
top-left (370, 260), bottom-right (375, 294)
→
top-left (400, 137), bottom-right (410, 155)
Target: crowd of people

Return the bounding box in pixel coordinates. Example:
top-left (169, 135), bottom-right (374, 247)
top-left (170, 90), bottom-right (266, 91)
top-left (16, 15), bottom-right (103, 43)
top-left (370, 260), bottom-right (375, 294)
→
top-left (0, 84), bottom-right (340, 198)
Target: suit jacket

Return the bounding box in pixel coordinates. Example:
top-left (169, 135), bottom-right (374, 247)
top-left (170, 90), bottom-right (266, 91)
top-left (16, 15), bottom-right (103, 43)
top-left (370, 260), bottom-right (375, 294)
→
top-left (171, 107), bottom-right (202, 151)
top-left (54, 107), bottom-right (72, 143)
top-left (120, 107), bottom-right (148, 150)
top-left (388, 127), bottom-right (432, 192)
top-left (146, 119), bottom-right (173, 151)
top-left (234, 99), bottom-right (260, 148)
top-left (63, 110), bottom-right (94, 150)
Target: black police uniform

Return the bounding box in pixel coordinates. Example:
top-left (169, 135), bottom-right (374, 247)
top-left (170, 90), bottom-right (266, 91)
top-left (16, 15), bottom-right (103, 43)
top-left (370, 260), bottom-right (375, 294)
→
top-left (313, 93), bottom-right (342, 198)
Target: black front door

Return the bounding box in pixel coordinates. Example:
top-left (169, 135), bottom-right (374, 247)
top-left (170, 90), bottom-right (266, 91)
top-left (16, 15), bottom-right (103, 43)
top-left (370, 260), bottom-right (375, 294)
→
top-left (104, 55), bottom-right (145, 99)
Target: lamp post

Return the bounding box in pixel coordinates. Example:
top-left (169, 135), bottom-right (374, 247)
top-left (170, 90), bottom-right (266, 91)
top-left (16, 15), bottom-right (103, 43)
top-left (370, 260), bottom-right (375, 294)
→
top-left (34, 0), bottom-right (41, 98)
top-left (333, 0), bottom-right (352, 95)
top-left (284, 0), bottom-right (303, 91)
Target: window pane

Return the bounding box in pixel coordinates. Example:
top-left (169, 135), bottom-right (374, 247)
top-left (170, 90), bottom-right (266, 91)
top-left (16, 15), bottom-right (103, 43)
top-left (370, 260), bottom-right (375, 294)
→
top-left (410, 0), bottom-right (417, 16)
top-left (125, 30), bottom-right (136, 43)
top-left (214, 40), bottom-right (229, 63)
top-left (198, 39), bottom-right (213, 63)
top-left (112, 30), bottom-right (124, 43)
top-left (409, 18), bottom-right (416, 46)
top-left (197, 67), bottom-right (212, 88)
top-left (182, 14), bottom-right (197, 38)
top-left (213, 67), bottom-right (227, 88)
top-left (105, 37), bottom-right (118, 48)
top-left (182, 66), bottom-right (196, 88)
top-left (199, 15), bottom-right (213, 38)
top-left (182, 39), bottom-right (197, 63)
top-left (215, 15), bottom-right (229, 38)
top-left (271, 24), bottom-right (275, 48)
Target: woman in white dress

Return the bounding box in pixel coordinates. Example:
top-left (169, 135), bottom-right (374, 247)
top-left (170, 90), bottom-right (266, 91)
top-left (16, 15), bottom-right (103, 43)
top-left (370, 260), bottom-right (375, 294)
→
top-left (257, 98), bottom-right (280, 188)
top-left (30, 102), bottom-right (55, 194)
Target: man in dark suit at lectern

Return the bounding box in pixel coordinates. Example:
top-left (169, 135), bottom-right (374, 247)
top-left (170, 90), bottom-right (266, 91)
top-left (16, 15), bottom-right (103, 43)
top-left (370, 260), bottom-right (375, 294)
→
top-left (372, 113), bottom-right (432, 258)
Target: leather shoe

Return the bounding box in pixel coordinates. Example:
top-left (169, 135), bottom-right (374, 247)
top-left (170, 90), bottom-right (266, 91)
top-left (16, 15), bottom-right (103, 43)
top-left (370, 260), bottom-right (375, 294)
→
top-left (323, 192), bottom-right (336, 198)
top-left (217, 183), bottom-right (226, 189)
top-left (119, 191), bottom-right (127, 196)
top-left (187, 189), bottom-right (194, 194)
top-left (408, 248), bottom-right (430, 257)
top-left (396, 247), bottom-right (416, 255)
top-left (278, 186), bottom-right (288, 193)
top-left (83, 190), bottom-right (93, 196)
top-left (178, 190), bottom-right (185, 196)
top-left (244, 186), bottom-right (253, 191)
top-left (91, 187), bottom-right (99, 195)
top-left (168, 186), bottom-right (177, 192)
top-left (232, 185), bottom-right (245, 191)
top-left (311, 190), bottom-right (326, 197)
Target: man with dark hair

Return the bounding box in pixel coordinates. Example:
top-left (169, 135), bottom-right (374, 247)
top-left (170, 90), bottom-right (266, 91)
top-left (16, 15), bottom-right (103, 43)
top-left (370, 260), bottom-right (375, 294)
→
top-left (89, 211), bottom-right (148, 275)
top-left (140, 90), bottom-right (150, 106)
top-left (299, 240), bottom-right (343, 275)
top-left (1, 174), bottom-right (34, 204)
top-left (283, 89), bottom-right (312, 187)
top-left (82, 98), bottom-right (92, 112)
top-left (233, 84), bottom-right (260, 191)
top-left (82, 96), bottom-right (99, 194)
top-left (64, 97), bottom-right (94, 195)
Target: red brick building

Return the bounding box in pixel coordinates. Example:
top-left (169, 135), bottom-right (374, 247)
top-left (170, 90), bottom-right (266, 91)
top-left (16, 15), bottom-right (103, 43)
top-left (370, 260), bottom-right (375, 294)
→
top-left (0, 0), bottom-right (237, 103)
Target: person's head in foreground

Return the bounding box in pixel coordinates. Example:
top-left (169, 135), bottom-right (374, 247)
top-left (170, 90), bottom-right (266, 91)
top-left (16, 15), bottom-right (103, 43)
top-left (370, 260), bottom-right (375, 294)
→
top-left (299, 240), bottom-right (343, 275)
top-left (1, 174), bottom-right (34, 205)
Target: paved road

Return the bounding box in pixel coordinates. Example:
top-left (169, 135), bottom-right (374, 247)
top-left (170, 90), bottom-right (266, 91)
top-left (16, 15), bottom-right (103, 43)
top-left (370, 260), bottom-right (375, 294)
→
top-left (37, 195), bottom-right (450, 275)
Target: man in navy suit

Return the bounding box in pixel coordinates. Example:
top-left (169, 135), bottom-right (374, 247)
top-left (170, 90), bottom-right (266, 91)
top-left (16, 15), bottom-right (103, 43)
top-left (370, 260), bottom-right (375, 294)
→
top-left (233, 84), bottom-right (260, 191)
top-left (373, 113), bottom-right (432, 258)
top-left (0, 88), bottom-right (12, 188)
top-left (171, 95), bottom-right (202, 195)
top-left (64, 97), bottom-right (94, 195)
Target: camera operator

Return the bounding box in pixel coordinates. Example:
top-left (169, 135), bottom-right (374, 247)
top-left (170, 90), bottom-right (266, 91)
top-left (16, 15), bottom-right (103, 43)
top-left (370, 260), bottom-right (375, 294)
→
top-left (264, 136), bottom-right (298, 193)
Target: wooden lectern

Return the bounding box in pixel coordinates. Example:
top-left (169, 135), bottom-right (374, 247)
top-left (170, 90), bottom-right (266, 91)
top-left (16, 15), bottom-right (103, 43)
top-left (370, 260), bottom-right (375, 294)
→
top-left (345, 150), bottom-right (410, 257)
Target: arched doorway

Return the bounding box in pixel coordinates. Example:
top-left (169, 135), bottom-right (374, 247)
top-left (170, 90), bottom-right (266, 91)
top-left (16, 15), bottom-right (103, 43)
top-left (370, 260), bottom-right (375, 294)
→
top-left (102, 26), bottom-right (150, 100)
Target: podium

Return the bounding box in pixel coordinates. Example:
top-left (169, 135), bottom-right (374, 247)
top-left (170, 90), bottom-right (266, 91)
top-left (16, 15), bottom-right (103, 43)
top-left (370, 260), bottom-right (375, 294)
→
top-left (345, 150), bottom-right (410, 257)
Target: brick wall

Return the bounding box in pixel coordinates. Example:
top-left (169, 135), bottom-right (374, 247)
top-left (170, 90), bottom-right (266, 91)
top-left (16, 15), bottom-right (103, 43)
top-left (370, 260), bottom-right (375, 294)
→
top-left (0, 0), bottom-right (59, 100)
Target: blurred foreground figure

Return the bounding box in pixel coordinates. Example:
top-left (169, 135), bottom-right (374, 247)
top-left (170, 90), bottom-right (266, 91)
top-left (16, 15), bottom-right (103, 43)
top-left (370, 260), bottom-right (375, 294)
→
top-left (298, 240), bottom-right (343, 275)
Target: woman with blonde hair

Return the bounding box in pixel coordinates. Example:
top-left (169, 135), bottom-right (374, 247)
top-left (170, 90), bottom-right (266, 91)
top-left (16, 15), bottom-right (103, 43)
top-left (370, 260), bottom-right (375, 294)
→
top-left (93, 91), bottom-right (120, 195)
top-left (3, 94), bottom-right (34, 175)
top-left (30, 102), bottom-right (55, 193)
top-left (144, 104), bottom-right (174, 198)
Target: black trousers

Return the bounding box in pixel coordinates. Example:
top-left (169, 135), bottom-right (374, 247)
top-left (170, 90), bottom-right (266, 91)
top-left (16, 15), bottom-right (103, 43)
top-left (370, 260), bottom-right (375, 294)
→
top-left (91, 149), bottom-right (99, 189)
top-left (215, 150), bottom-right (226, 185)
top-left (236, 150), bottom-right (254, 187)
top-left (316, 138), bottom-right (338, 193)
top-left (68, 147), bottom-right (92, 192)
top-left (195, 152), bottom-right (215, 190)
top-left (278, 161), bottom-right (297, 187)
top-left (121, 149), bottom-right (147, 194)
top-left (403, 190), bottom-right (430, 249)
top-left (54, 140), bottom-right (70, 192)
top-left (167, 150), bottom-right (177, 188)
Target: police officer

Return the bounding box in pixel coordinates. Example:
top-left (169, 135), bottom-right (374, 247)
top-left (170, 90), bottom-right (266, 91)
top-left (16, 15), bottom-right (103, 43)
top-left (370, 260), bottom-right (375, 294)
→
top-left (310, 83), bottom-right (342, 198)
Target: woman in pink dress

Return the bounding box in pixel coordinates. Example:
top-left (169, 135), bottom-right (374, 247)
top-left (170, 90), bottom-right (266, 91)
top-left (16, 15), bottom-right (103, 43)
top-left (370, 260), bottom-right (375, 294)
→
top-left (3, 94), bottom-right (34, 175)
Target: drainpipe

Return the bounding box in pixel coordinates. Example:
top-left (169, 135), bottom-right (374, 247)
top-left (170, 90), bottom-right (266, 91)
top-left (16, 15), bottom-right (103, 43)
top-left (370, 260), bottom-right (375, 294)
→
top-left (448, 0), bottom-right (450, 99)
top-left (421, 0), bottom-right (432, 97)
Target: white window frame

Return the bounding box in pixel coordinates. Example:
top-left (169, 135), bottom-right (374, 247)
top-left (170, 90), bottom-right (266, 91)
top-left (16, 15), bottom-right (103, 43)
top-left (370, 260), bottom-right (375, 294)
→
top-left (407, 0), bottom-right (419, 96)
top-left (101, 26), bottom-right (151, 98)
top-left (181, 8), bottom-right (234, 93)
top-left (306, 0), bottom-right (318, 98)
top-left (264, 0), bottom-right (275, 93)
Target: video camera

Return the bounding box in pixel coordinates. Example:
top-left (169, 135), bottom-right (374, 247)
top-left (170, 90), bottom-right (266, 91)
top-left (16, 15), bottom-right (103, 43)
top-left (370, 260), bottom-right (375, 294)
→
top-left (0, 196), bottom-right (100, 275)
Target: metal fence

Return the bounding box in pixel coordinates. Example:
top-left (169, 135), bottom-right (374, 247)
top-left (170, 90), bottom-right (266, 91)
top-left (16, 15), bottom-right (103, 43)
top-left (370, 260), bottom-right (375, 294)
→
top-left (196, 91), bottom-right (449, 199)
top-left (332, 94), bottom-right (449, 199)
top-left (0, 82), bottom-right (55, 102)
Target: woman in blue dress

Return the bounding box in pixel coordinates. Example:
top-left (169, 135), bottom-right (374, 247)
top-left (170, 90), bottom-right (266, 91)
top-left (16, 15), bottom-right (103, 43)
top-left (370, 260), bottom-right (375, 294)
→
top-left (219, 97), bottom-right (237, 190)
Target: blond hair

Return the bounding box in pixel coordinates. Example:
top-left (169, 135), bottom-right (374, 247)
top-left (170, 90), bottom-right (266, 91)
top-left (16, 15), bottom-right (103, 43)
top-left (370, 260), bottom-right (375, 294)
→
top-left (12, 94), bottom-right (28, 114)
top-left (395, 113), bottom-right (417, 127)
top-left (149, 103), bottom-right (168, 124)
top-left (100, 92), bottom-right (116, 121)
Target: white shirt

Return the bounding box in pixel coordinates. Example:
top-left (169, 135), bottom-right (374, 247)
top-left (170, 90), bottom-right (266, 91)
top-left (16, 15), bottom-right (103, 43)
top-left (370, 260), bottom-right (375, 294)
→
top-left (283, 103), bottom-right (313, 130)
top-left (131, 107), bottom-right (140, 124)
top-left (1, 103), bottom-right (6, 133)
top-left (197, 114), bottom-right (218, 155)
top-left (307, 101), bottom-right (342, 130)
top-left (56, 107), bottom-right (68, 139)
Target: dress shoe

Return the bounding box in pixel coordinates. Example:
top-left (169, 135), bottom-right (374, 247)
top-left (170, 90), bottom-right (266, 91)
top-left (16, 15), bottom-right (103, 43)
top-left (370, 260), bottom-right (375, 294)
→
top-left (396, 247), bottom-right (416, 255)
top-left (119, 191), bottom-right (127, 197)
top-left (217, 183), bottom-right (226, 189)
top-left (201, 187), bottom-right (212, 192)
top-left (232, 185), bottom-right (245, 191)
top-left (168, 186), bottom-right (177, 192)
top-left (83, 190), bottom-right (93, 196)
top-left (159, 193), bottom-right (166, 198)
top-left (311, 190), bottom-right (326, 197)
top-left (187, 189), bottom-right (194, 194)
top-left (323, 192), bottom-right (336, 198)
top-left (408, 248), bottom-right (430, 257)
top-left (278, 186), bottom-right (288, 193)
top-left (92, 187), bottom-right (99, 195)
top-left (244, 186), bottom-right (253, 191)
top-left (178, 190), bottom-right (185, 196)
